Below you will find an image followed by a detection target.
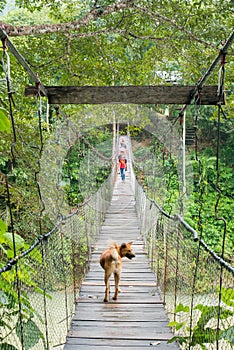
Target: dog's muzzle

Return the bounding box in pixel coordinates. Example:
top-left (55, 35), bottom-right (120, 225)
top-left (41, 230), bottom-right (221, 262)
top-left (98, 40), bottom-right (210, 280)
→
top-left (126, 253), bottom-right (135, 260)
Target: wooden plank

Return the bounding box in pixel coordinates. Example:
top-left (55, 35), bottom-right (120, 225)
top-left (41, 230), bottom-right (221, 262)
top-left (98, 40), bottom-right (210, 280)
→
top-left (77, 299), bottom-right (163, 304)
top-left (79, 283), bottom-right (156, 289)
top-left (71, 311), bottom-right (168, 322)
top-left (70, 313), bottom-right (169, 323)
top-left (78, 296), bottom-right (162, 303)
top-left (85, 271), bottom-right (155, 277)
top-left (79, 290), bottom-right (159, 297)
top-left (70, 320), bottom-right (169, 328)
top-left (67, 327), bottom-right (173, 340)
top-left (90, 267), bottom-right (152, 273)
top-left (80, 285), bottom-right (156, 291)
top-left (84, 276), bottom-right (156, 282)
top-left (64, 345), bottom-right (176, 350)
top-left (65, 338), bottom-right (179, 349)
top-left (82, 281), bottom-right (157, 286)
top-left (25, 85), bottom-right (224, 105)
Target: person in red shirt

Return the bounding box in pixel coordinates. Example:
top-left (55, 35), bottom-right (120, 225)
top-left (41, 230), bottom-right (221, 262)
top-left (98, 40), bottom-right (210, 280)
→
top-left (119, 155), bottom-right (127, 181)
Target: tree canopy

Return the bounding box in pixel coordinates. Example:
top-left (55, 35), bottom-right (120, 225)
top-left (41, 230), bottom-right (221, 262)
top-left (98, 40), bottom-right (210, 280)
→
top-left (0, 0), bottom-right (233, 91)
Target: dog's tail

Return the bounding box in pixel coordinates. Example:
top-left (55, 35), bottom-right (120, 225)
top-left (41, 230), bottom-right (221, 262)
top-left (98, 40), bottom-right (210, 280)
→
top-left (109, 243), bottom-right (119, 261)
top-left (100, 243), bottom-right (119, 269)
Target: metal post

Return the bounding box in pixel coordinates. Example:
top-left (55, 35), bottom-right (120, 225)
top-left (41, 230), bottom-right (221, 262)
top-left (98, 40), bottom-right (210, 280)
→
top-left (182, 111), bottom-right (186, 196)
top-left (112, 110), bottom-right (116, 163)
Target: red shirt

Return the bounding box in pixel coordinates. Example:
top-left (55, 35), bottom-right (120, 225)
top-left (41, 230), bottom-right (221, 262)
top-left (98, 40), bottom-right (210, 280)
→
top-left (119, 159), bottom-right (126, 169)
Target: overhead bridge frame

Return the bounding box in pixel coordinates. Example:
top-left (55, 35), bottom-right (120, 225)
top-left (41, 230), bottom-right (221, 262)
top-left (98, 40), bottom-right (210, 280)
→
top-left (25, 85), bottom-right (224, 105)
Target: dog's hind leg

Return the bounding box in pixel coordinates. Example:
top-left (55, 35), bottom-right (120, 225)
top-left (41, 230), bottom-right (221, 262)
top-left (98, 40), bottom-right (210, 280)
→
top-left (104, 271), bottom-right (111, 302)
top-left (113, 272), bottom-right (120, 300)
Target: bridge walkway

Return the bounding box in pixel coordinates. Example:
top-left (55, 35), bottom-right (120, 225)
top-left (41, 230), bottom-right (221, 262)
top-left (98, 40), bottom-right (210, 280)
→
top-left (64, 169), bottom-right (179, 350)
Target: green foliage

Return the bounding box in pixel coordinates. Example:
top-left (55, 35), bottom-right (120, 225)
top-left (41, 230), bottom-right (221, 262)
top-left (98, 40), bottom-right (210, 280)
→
top-left (2, 0), bottom-right (233, 89)
top-left (0, 219), bottom-right (45, 349)
top-left (0, 0), bottom-right (6, 12)
top-left (16, 319), bottom-right (44, 350)
top-left (62, 130), bottom-right (112, 206)
top-left (0, 108), bottom-right (10, 134)
top-left (185, 153), bottom-right (234, 258)
top-left (168, 287), bottom-right (234, 348)
top-left (132, 131), bottom-right (180, 214)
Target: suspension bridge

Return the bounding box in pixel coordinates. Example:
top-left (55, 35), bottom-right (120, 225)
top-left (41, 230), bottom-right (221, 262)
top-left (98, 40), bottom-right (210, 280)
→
top-left (0, 27), bottom-right (234, 350)
top-left (1, 134), bottom-right (233, 350)
top-left (64, 152), bottom-right (179, 350)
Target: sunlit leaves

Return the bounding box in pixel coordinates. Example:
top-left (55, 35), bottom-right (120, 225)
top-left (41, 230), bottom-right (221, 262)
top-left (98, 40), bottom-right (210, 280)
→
top-left (0, 108), bottom-right (10, 134)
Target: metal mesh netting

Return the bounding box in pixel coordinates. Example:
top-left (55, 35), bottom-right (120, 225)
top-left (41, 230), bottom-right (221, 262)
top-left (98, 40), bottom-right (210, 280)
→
top-left (135, 179), bottom-right (234, 350)
top-left (0, 173), bottom-right (114, 350)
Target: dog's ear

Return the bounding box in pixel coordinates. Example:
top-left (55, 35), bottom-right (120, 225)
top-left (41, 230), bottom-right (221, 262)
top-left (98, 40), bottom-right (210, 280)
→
top-left (121, 243), bottom-right (127, 249)
top-left (127, 241), bottom-right (133, 245)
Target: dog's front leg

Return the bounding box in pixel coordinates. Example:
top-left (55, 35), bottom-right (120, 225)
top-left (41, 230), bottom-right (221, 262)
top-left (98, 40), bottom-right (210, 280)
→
top-left (104, 271), bottom-right (111, 302)
top-left (113, 272), bottom-right (120, 300)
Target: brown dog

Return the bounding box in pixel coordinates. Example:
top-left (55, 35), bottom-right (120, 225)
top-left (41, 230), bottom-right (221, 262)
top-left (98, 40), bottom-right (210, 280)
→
top-left (100, 242), bottom-right (135, 302)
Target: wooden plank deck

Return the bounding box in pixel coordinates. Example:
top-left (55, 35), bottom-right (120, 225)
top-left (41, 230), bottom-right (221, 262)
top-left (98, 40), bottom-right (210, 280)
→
top-left (64, 169), bottom-right (179, 350)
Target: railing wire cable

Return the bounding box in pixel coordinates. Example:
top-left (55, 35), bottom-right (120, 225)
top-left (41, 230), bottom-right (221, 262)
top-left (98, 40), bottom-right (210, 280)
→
top-left (134, 177), bottom-right (234, 275)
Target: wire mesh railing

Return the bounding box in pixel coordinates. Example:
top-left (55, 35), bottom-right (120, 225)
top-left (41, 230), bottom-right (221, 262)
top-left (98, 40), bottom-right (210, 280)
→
top-left (135, 178), bottom-right (234, 350)
top-left (0, 171), bottom-right (115, 350)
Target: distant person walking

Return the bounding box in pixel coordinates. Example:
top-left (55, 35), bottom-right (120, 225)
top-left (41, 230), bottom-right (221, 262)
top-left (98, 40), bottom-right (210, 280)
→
top-left (119, 155), bottom-right (127, 182)
top-left (120, 137), bottom-right (126, 149)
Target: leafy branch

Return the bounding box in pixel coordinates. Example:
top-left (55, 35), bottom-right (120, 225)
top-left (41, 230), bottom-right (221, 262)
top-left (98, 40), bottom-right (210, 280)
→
top-left (168, 288), bottom-right (234, 348)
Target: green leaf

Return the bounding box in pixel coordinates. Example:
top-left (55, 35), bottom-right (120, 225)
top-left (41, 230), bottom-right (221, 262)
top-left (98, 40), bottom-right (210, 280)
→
top-left (0, 289), bottom-right (10, 306)
top-left (221, 326), bottom-right (234, 345)
top-left (0, 232), bottom-right (25, 251)
top-left (0, 278), bottom-right (18, 307)
top-left (168, 335), bottom-right (189, 345)
top-left (175, 303), bottom-right (190, 313)
top-left (0, 108), bottom-right (11, 133)
top-left (16, 319), bottom-right (43, 350)
top-left (193, 304), bottom-right (233, 340)
top-left (191, 327), bottom-right (218, 346)
top-left (29, 248), bottom-right (42, 264)
top-left (221, 287), bottom-right (234, 308)
top-left (168, 321), bottom-right (185, 330)
top-left (167, 336), bottom-right (179, 344)
top-left (0, 219), bottom-right (7, 234)
top-left (175, 322), bottom-right (185, 331)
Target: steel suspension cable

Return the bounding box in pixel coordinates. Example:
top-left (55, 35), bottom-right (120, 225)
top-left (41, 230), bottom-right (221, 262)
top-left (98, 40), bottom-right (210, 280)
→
top-left (1, 40), bottom-right (25, 349)
top-left (215, 93), bottom-right (227, 350)
top-left (35, 86), bottom-right (50, 348)
top-left (41, 241), bottom-right (49, 350)
top-left (5, 176), bottom-right (24, 349)
top-left (0, 27), bottom-right (48, 97)
top-left (188, 100), bottom-right (204, 349)
top-left (178, 29), bottom-right (234, 117)
top-left (1, 37), bottom-right (16, 168)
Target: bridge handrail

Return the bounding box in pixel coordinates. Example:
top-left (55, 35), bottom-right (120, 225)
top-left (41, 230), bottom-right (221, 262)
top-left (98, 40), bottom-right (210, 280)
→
top-left (134, 176), bottom-right (234, 275)
top-left (134, 174), bottom-right (234, 348)
top-left (0, 169), bottom-right (115, 275)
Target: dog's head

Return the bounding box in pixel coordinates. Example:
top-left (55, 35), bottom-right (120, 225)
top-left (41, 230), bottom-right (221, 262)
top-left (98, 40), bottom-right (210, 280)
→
top-left (119, 242), bottom-right (135, 260)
